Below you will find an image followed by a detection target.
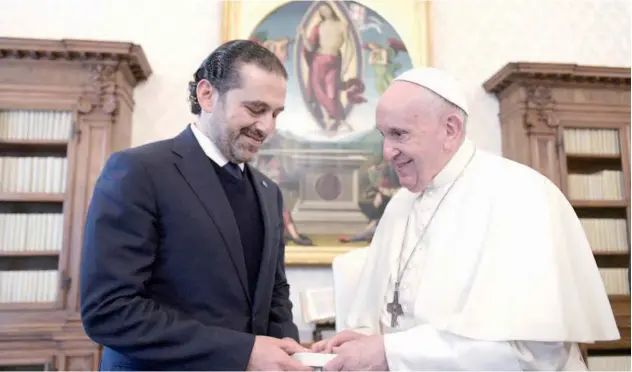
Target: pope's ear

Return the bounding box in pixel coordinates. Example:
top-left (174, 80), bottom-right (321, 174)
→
top-left (196, 79), bottom-right (215, 113)
top-left (445, 113), bottom-right (464, 140)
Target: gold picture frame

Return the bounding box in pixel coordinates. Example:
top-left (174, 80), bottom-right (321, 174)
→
top-left (221, 0), bottom-right (432, 266)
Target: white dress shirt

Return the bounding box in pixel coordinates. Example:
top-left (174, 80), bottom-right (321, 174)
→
top-left (190, 123), bottom-right (244, 171)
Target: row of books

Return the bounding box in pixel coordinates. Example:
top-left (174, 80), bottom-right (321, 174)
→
top-left (0, 110), bottom-right (72, 141)
top-left (563, 128), bottom-right (621, 156)
top-left (0, 270), bottom-right (58, 303)
top-left (567, 170), bottom-right (625, 201)
top-left (587, 355), bottom-right (631, 371)
top-left (580, 217), bottom-right (629, 253)
top-left (599, 268), bottom-right (630, 295)
top-left (0, 156), bottom-right (68, 194)
top-left (0, 213), bottom-right (64, 253)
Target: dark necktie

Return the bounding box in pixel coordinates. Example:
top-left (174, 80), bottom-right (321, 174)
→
top-left (224, 162), bottom-right (243, 180)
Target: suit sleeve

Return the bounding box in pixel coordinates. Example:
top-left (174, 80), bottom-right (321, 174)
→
top-left (266, 187), bottom-right (300, 341)
top-left (384, 324), bottom-right (574, 370)
top-left (80, 151), bottom-right (255, 370)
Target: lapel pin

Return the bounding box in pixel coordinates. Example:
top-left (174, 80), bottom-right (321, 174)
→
top-left (262, 180), bottom-right (268, 187)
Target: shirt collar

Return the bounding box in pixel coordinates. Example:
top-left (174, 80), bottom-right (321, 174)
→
top-left (190, 123), bottom-right (244, 171)
top-left (427, 138), bottom-right (476, 190)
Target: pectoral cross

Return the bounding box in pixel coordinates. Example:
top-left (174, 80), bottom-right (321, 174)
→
top-left (386, 282), bottom-right (404, 328)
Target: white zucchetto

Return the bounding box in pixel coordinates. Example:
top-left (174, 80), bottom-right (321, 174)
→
top-left (394, 67), bottom-right (469, 115)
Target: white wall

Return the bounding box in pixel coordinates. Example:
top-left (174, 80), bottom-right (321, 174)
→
top-left (432, 0), bottom-right (631, 154)
top-left (2, 0), bottom-right (629, 343)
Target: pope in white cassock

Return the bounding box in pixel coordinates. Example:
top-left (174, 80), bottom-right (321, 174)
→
top-left (311, 67), bottom-right (620, 371)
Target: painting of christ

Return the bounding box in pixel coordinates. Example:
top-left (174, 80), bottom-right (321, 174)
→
top-left (247, 0), bottom-right (414, 144)
top-left (296, 2), bottom-right (366, 135)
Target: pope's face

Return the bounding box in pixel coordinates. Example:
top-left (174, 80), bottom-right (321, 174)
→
top-left (198, 63), bottom-right (286, 163)
top-left (376, 82), bottom-right (455, 193)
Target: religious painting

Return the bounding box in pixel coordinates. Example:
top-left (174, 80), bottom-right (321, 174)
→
top-left (222, 0), bottom-right (431, 265)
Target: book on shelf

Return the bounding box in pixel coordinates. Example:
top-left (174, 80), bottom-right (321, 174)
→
top-left (599, 268), bottom-right (630, 296)
top-left (0, 110), bottom-right (72, 141)
top-left (580, 217), bottom-right (629, 254)
top-left (0, 213), bottom-right (64, 254)
top-left (563, 128), bottom-right (621, 156)
top-left (587, 355), bottom-right (631, 371)
top-left (0, 270), bottom-right (58, 303)
top-left (0, 156), bottom-right (68, 194)
top-left (568, 171), bottom-right (624, 201)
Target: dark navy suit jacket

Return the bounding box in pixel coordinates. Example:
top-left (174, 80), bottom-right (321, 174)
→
top-left (80, 126), bottom-right (298, 371)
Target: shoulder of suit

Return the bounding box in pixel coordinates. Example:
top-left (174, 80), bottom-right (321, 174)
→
top-left (109, 137), bottom-right (175, 166)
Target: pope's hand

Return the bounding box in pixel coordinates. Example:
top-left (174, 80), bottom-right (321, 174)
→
top-left (246, 336), bottom-right (311, 371)
top-left (310, 330), bottom-right (366, 353)
top-left (323, 335), bottom-right (388, 371)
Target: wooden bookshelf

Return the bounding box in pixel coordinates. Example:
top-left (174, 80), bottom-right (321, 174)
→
top-left (484, 62), bottom-right (631, 371)
top-left (0, 37), bottom-right (151, 370)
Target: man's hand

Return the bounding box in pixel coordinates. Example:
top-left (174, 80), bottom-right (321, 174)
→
top-left (311, 330), bottom-right (367, 353)
top-left (323, 335), bottom-right (388, 371)
top-left (247, 336), bottom-right (312, 371)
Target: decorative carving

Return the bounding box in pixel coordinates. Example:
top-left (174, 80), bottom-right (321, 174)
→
top-left (77, 64), bottom-right (118, 115)
top-left (523, 84), bottom-right (558, 133)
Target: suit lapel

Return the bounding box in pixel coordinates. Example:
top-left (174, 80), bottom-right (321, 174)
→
top-left (249, 165), bottom-right (275, 309)
top-left (172, 127), bottom-right (251, 305)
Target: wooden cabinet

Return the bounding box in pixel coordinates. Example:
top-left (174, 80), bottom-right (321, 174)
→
top-left (484, 62), bottom-right (630, 370)
top-left (0, 37), bottom-right (151, 370)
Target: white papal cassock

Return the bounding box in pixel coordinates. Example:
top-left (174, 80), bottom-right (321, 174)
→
top-left (341, 138), bottom-right (620, 371)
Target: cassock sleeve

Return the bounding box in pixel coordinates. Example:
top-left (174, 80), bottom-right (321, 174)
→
top-left (383, 324), bottom-right (574, 371)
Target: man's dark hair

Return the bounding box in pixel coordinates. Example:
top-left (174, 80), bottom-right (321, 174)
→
top-left (188, 39), bottom-right (288, 115)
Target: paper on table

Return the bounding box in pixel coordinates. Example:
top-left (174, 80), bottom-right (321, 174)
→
top-left (293, 352), bottom-right (336, 368)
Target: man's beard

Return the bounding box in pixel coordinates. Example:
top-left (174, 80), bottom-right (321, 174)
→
top-left (209, 118), bottom-right (266, 164)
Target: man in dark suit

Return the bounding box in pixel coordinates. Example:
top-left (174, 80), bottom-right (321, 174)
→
top-left (80, 40), bottom-right (311, 371)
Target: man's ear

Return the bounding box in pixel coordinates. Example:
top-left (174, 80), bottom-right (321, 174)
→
top-left (196, 79), bottom-right (215, 113)
top-left (445, 113), bottom-right (464, 141)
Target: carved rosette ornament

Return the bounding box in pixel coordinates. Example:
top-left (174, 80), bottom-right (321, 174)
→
top-left (523, 85), bottom-right (558, 134)
top-left (77, 64), bottom-right (118, 115)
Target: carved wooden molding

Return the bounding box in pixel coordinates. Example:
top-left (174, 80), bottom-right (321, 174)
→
top-left (0, 37), bottom-right (152, 84)
top-left (0, 37), bottom-right (151, 116)
top-left (483, 62), bottom-right (631, 94)
top-left (523, 84), bottom-right (558, 134)
top-left (78, 64), bottom-right (118, 115)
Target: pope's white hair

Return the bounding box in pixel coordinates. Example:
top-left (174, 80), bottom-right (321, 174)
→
top-left (438, 96), bottom-right (468, 126)
top-left (420, 86), bottom-right (468, 129)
